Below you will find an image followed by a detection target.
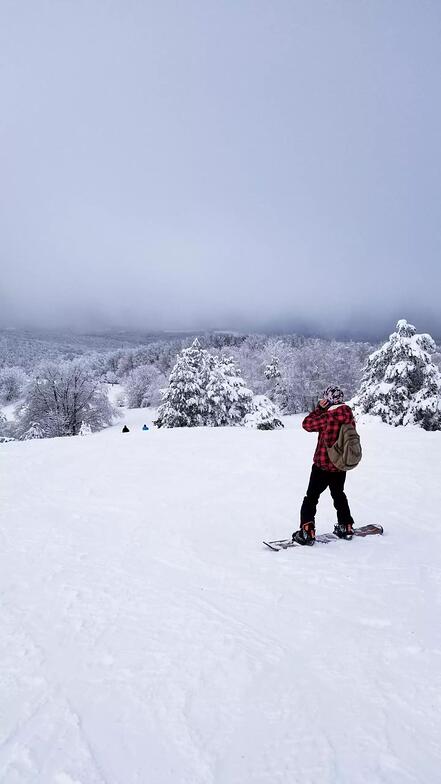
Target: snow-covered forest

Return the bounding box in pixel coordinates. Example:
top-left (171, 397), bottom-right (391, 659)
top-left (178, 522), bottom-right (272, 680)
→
top-left (0, 328), bottom-right (373, 437)
top-left (1, 322), bottom-right (441, 440)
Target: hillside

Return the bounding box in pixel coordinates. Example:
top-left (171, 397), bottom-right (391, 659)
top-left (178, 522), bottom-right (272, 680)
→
top-left (1, 412), bottom-right (440, 783)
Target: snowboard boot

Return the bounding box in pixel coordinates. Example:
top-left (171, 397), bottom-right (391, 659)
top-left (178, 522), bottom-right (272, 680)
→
top-left (334, 522), bottom-right (354, 540)
top-left (292, 522), bottom-right (316, 546)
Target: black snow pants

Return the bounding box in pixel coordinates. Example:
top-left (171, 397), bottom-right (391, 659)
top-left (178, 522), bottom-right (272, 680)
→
top-left (300, 464), bottom-right (354, 525)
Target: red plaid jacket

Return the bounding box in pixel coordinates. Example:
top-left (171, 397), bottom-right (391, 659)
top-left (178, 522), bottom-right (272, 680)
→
top-left (302, 404), bottom-right (355, 472)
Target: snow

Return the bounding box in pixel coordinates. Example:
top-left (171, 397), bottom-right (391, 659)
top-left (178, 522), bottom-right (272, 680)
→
top-left (1, 411), bottom-right (441, 783)
top-left (377, 381), bottom-right (394, 395)
top-left (1, 402), bottom-right (19, 422)
top-left (106, 384), bottom-right (125, 408)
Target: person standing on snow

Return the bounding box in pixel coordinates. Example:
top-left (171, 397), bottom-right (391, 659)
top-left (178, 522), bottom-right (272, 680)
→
top-left (292, 386), bottom-right (356, 546)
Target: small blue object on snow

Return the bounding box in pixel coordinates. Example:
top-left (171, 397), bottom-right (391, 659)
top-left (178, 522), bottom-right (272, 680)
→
top-left (142, 424), bottom-right (149, 431)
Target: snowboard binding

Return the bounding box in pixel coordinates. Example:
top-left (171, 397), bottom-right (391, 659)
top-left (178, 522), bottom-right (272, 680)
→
top-left (333, 522), bottom-right (354, 540)
top-left (292, 522), bottom-right (316, 546)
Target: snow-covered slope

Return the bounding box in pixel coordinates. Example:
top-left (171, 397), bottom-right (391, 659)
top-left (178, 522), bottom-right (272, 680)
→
top-left (1, 412), bottom-right (441, 783)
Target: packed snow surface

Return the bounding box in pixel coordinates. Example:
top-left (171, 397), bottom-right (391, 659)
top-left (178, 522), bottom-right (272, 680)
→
top-left (1, 411), bottom-right (441, 783)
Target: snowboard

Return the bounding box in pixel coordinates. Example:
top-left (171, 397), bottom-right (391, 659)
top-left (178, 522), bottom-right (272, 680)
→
top-left (263, 524), bottom-right (383, 551)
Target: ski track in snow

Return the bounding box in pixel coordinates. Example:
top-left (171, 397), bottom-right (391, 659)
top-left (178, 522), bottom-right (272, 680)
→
top-left (1, 410), bottom-right (441, 783)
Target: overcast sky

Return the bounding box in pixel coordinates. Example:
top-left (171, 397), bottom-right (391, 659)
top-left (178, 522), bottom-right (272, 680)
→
top-left (1, 1), bottom-right (440, 338)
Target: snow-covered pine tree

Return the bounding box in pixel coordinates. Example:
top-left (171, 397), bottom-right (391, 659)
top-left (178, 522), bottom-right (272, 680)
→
top-left (22, 421), bottom-right (44, 440)
top-left (244, 395), bottom-right (284, 430)
top-left (353, 319), bottom-right (441, 430)
top-left (214, 356), bottom-right (254, 425)
top-left (264, 353), bottom-right (289, 411)
top-left (205, 355), bottom-right (231, 427)
top-left (154, 339), bottom-right (211, 428)
top-left (205, 355), bottom-right (253, 426)
top-left (155, 343), bottom-right (254, 428)
top-left (264, 356), bottom-right (281, 382)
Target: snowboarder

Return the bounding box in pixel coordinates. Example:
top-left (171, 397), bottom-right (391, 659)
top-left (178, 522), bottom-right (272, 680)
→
top-left (292, 386), bottom-right (356, 546)
top-left (142, 424), bottom-right (149, 431)
top-left (122, 425), bottom-right (130, 433)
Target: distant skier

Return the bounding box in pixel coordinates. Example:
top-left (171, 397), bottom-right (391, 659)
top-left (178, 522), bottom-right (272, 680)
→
top-left (142, 424), bottom-right (149, 431)
top-left (122, 425), bottom-right (130, 433)
top-left (292, 386), bottom-right (356, 546)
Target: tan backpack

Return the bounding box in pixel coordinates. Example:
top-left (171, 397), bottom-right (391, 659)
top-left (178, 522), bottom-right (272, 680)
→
top-left (327, 423), bottom-right (362, 471)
